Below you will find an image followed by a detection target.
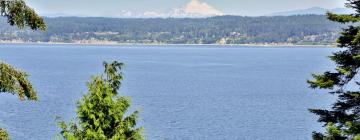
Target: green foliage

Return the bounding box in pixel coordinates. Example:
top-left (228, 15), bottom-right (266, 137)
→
top-left (308, 0), bottom-right (360, 139)
top-left (327, 12), bottom-right (360, 23)
top-left (0, 0), bottom-right (44, 100)
top-left (0, 62), bottom-right (37, 100)
top-left (0, 15), bottom-right (343, 44)
top-left (312, 123), bottom-right (347, 140)
top-left (0, 0), bottom-right (46, 137)
top-left (0, 0), bottom-right (46, 30)
top-left (58, 61), bottom-right (144, 140)
top-left (0, 128), bottom-right (9, 140)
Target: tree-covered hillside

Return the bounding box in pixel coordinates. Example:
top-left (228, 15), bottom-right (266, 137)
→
top-left (0, 15), bottom-right (345, 45)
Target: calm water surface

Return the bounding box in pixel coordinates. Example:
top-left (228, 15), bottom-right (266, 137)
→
top-left (0, 44), bottom-right (336, 140)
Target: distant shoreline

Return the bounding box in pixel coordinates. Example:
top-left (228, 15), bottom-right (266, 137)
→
top-left (0, 42), bottom-right (336, 47)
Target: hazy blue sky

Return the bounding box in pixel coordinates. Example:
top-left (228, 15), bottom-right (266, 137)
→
top-left (27, 0), bottom-right (348, 17)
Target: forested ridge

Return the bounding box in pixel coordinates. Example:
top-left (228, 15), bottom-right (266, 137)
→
top-left (0, 15), bottom-right (345, 45)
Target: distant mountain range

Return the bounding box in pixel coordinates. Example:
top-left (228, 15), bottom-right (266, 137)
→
top-left (268, 7), bottom-right (355, 16)
top-left (41, 6), bottom-right (355, 18)
top-left (41, 0), bottom-right (224, 18)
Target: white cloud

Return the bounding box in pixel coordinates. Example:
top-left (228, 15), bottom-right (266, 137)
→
top-left (116, 0), bottom-right (224, 18)
top-left (120, 10), bottom-right (132, 17)
top-left (143, 11), bottom-right (161, 17)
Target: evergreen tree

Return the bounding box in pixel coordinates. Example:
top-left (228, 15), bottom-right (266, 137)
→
top-left (0, 0), bottom-right (45, 139)
top-left (0, 0), bottom-right (46, 30)
top-left (0, 128), bottom-right (9, 140)
top-left (58, 61), bottom-right (144, 140)
top-left (0, 63), bottom-right (37, 100)
top-left (0, 0), bottom-right (45, 100)
top-left (308, 0), bottom-right (360, 139)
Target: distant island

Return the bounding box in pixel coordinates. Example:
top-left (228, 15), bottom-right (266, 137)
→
top-left (0, 15), bottom-right (344, 45)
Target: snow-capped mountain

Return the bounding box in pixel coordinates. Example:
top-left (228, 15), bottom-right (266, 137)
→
top-left (115, 0), bottom-right (224, 18)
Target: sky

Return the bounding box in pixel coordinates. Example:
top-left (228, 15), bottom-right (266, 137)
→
top-left (26, 0), bottom-right (348, 17)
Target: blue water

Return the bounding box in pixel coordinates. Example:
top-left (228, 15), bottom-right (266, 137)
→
top-left (0, 44), bottom-right (336, 140)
